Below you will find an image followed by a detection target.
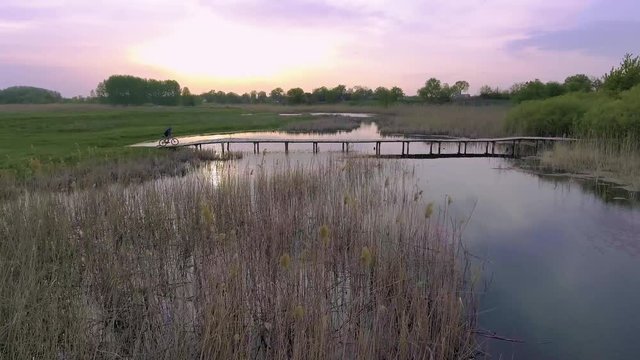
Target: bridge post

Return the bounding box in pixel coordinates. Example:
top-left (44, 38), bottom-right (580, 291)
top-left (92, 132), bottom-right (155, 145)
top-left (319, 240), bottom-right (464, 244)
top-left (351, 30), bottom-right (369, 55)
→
top-left (406, 142), bottom-right (410, 155)
top-left (429, 142), bottom-right (433, 155)
top-left (376, 141), bottom-right (381, 157)
top-left (313, 142), bottom-right (318, 154)
top-left (227, 142), bottom-right (230, 152)
top-left (401, 142), bottom-right (405, 156)
top-left (485, 141), bottom-right (489, 155)
top-left (341, 143), bottom-right (345, 152)
top-left (346, 142), bottom-right (349, 153)
top-left (492, 141), bottom-right (496, 155)
top-left (457, 142), bottom-right (461, 155)
top-left (438, 142), bottom-right (441, 155)
top-left (285, 142), bottom-right (289, 154)
top-left (464, 142), bottom-right (468, 155)
top-left (221, 143), bottom-right (225, 155)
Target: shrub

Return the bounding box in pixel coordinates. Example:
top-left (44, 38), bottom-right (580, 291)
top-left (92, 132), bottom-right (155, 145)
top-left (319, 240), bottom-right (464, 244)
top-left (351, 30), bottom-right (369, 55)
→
top-left (505, 92), bottom-right (601, 136)
top-left (577, 85), bottom-right (640, 138)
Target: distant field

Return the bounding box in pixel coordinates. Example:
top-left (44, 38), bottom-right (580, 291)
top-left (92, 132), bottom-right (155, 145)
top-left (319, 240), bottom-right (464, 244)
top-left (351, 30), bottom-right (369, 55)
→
top-left (0, 103), bottom-right (510, 175)
top-left (240, 103), bottom-right (510, 138)
top-left (0, 104), bottom-right (311, 175)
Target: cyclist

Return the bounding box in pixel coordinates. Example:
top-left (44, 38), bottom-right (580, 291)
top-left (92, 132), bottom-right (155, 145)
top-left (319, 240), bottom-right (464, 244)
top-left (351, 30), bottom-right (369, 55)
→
top-left (164, 127), bottom-right (173, 138)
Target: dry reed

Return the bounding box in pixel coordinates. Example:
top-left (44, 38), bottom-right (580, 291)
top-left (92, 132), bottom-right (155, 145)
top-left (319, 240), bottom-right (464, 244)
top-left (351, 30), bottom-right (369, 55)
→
top-left (241, 103), bottom-right (509, 138)
top-left (0, 157), bottom-right (479, 359)
top-left (541, 136), bottom-right (640, 189)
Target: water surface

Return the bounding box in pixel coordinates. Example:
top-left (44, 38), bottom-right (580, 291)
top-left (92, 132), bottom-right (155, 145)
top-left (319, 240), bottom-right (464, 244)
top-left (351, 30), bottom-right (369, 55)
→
top-left (201, 124), bottom-right (640, 359)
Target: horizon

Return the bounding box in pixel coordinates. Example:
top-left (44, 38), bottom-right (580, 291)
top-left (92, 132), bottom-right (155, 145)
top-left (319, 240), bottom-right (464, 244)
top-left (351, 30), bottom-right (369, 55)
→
top-left (1, 0), bottom-right (639, 97)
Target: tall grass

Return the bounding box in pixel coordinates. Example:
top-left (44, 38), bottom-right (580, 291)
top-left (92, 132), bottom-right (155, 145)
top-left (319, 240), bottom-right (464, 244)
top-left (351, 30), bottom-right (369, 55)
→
top-left (0, 148), bottom-right (235, 201)
top-left (0, 158), bottom-right (479, 359)
top-left (541, 136), bottom-right (640, 188)
top-left (242, 103), bottom-right (510, 138)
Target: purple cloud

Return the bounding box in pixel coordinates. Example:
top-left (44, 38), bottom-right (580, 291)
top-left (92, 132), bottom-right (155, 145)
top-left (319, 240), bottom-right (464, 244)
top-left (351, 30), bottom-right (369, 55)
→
top-left (197, 0), bottom-right (386, 28)
top-left (508, 21), bottom-right (640, 58)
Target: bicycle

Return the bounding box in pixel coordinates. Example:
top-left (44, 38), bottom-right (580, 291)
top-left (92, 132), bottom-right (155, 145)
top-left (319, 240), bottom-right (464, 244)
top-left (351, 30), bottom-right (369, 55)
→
top-left (158, 136), bottom-right (179, 147)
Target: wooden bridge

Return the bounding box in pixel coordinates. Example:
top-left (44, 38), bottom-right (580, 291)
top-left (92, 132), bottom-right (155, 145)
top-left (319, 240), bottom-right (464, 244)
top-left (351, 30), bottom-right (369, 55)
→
top-left (172, 136), bottom-right (575, 159)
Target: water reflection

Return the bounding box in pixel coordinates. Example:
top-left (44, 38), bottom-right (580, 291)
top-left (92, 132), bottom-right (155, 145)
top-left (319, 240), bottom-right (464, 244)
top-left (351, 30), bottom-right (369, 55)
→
top-left (139, 122), bottom-right (640, 359)
top-left (206, 154), bottom-right (639, 360)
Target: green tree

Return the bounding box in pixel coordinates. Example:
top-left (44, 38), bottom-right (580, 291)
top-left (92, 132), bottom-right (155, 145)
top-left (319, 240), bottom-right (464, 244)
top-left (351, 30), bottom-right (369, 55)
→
top-left (546, 81), bottom-right (566, 97)
top-left (374, 87), bottom-right (393, 107)
top-left (390, 86), bottom-right (404, 101)
top-left (603, 53), bottom-right (640, 92)
top-left (181, 87), bottom-right (196, 106)
top-left (257, 91), bottom-right (268, 103)
top-left (99, 75), bottom-right (180, 105)
top-left (349, 86), bottom-right (373, 102)
top-left (270, 87), bottom-right (284, 103)
top-left (0, 86), bottom-right (62, 104)
top-left (510, 79), bottom-right (548, 103)
top-left (452, 80), bottom-right (470, 95)
top-left (417, 78), bottom-right (442, 103)
top-left (327, 85), bottom-right (346, 103)
top-left (479, 85), bottom-right (510, 100)
top-left (312, 87), bottom-right (329, 103)
top-left (286, 87), bottom-right (305, 104)
top-left (564, 74), bottom-right (593, 92)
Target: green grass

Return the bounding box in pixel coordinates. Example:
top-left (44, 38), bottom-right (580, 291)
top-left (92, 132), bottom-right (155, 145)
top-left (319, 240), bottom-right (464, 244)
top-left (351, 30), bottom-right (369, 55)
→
top-left (0, 104), bottom-right (309, 175)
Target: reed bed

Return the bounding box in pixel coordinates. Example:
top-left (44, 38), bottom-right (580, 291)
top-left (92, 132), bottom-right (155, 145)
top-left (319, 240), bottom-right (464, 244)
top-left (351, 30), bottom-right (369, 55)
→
top-left (541, 136), bottom-right (640, 189)
top-left (0, 148), bottom-right (236, 201)
top-left (241, 103), bottom-right (509, 138)
top-left (0, 158), bottom-right (479, 359)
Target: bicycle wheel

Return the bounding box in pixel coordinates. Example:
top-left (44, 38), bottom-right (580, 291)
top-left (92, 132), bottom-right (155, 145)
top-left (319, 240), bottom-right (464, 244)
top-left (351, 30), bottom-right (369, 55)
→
top-left (159, 138), bottom-right (169, 147)
top-left (170, 137), bottom-right (179, 146)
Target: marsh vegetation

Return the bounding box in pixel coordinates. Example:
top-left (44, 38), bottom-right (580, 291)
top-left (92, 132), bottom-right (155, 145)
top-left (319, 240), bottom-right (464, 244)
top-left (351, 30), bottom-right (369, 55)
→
top-left (0, 158), bottom-right (479, 359)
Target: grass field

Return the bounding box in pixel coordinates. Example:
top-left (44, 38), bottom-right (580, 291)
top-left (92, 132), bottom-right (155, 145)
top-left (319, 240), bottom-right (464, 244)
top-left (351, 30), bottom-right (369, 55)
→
top-left (0, 104), bottom-right (310, 175)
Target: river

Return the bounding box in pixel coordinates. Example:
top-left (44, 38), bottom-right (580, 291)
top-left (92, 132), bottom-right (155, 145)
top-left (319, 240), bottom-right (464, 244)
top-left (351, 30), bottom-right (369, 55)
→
top-left (195, 122), bottom-right (640, 359)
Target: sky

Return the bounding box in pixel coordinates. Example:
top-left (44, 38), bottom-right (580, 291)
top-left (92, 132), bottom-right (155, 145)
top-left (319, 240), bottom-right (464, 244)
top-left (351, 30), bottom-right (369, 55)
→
top-left (1, 0), bottom-right (639, 97)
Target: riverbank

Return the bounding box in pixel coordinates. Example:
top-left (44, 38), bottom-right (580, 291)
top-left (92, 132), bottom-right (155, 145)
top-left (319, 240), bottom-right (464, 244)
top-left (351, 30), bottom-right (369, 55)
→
top-left (538, 139), bottom-right (640, 192)
top-left (0, 158), bottom-right (479, 359)
top-left (241, 103), bottom-right (510, 138)
top-left (0, 148), bottom-right (239, 200)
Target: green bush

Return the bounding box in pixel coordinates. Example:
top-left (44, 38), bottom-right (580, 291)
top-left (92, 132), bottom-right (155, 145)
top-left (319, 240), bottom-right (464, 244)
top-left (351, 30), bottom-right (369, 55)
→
top-left (505, 92), bottom-right (602, 136)
top-left (506, 85), bottom-right (640, 139)
top-left (577, 85), bottom-right (640, 138)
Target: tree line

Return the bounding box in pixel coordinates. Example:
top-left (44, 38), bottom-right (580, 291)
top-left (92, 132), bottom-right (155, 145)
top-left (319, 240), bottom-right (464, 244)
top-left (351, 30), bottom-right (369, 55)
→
top-left (0, 86), bottom-right (62, 104)
top-left (6, 54), bottom-right (637, 106)
top-left (506, 53), bottom-right (640, 138)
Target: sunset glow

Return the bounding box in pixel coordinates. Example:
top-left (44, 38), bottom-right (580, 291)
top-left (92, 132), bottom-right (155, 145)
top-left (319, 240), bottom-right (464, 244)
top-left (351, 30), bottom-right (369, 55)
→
top-left (1, 0), bottom-right (639, 96)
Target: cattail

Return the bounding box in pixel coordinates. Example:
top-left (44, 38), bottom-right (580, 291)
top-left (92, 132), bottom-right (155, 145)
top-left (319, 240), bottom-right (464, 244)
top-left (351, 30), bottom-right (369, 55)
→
top-left (425, 202), bottom-right (434, 218)
top-left (319, 225), bottom-right (330, 247)
top-left (200, 203), bottom-right (213, 226)
top-left (360, 246), bottom-right (372, 268)
top-left (319, 225), bottom-right (329, 239)
top-left (279, 253), bottom-right (291, 270)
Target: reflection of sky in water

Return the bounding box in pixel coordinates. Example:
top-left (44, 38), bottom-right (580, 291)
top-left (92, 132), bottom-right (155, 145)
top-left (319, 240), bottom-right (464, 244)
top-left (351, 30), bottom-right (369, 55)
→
top-left (403, 158), bottom-right (640, 360)
top-left (213, 152), bottom-right (640, 360)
